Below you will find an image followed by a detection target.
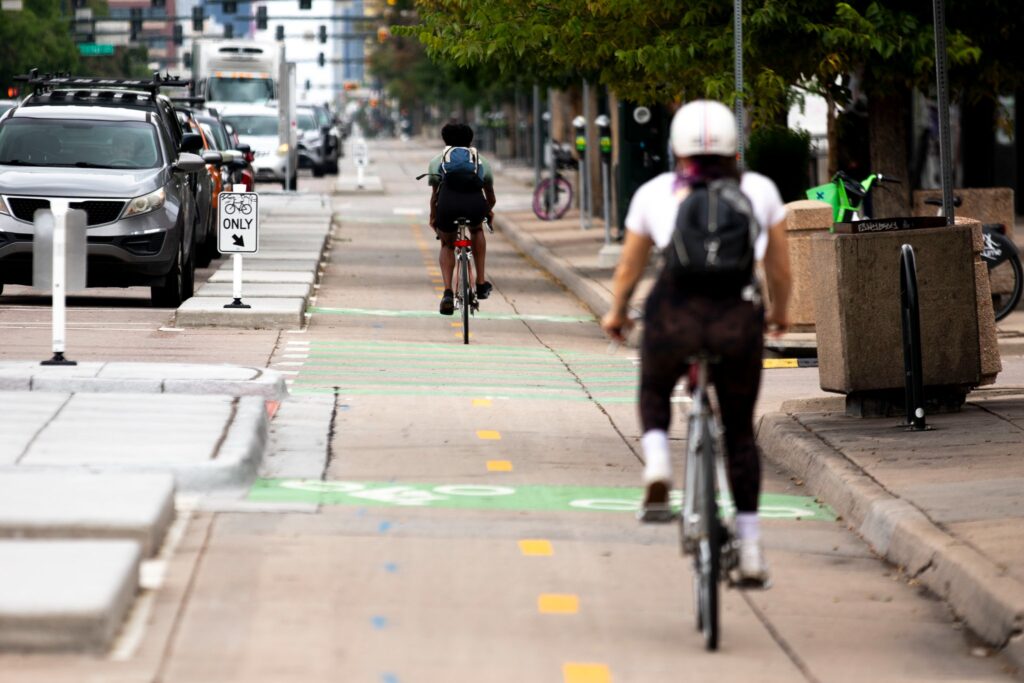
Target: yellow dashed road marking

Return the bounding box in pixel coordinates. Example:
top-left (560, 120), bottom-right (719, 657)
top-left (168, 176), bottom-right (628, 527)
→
top-left (538, 594), bottom-right (579, 614)
top-left (476, 430), bottom-right (501, 440)
top-left (763, 358), bottom-right (799, 368)
top-left (518, 540), bottom-right (553, 556)
top-left (563, 663), bottom-right (611, 683)
top-left (472, 398), bottom-right (491, 407)
top-left (487, 460), bottom-right (513, 472)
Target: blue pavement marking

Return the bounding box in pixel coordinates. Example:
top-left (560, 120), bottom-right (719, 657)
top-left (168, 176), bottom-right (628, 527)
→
top-left (384, 563), bottom-right (398, 573)
top-left (371, 616), bottom-right (389, 630)
top-left (378, 520), bottom-right (393, 533)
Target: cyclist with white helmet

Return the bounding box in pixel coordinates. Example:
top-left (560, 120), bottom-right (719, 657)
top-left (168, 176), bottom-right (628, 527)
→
top-left (601, 100), bottom-right (792, 585)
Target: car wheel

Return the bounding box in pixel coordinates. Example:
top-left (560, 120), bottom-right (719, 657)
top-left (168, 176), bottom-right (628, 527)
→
top-left (328, 159), bottom-right (340, 175)
top-left (151, 238), bottom-right (193, 308)
top-left (312, 165), bottom-right (325, 178)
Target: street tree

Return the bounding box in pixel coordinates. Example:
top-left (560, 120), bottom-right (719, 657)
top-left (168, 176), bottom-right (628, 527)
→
top-left (0, 0), bottom-right (79, 90)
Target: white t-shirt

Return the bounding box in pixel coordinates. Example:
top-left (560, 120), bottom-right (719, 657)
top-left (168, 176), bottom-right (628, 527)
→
top-left (624, 171), bottom-right (787, 260)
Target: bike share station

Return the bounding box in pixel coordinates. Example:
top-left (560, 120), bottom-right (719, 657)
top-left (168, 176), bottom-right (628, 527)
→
top-left (805, 0), bottom-right (1003, 425)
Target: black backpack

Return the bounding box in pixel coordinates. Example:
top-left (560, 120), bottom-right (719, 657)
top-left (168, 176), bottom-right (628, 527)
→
top-left (663, 178), bottom-right (759, 295)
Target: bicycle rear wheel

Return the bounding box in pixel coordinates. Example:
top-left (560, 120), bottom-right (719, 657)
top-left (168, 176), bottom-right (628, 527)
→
top-left (460, 255), bottom-right (471, 344)
top-left (986, 234), bottom-right (1023, 322)
top-left (532, 176), bottom-right (573, 221)
top-left (696, 424), bottom-right (720, 651)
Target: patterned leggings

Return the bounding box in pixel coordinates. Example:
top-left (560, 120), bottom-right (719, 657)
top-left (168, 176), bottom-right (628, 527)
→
top-left (639, 279), bottom-right (764, 512)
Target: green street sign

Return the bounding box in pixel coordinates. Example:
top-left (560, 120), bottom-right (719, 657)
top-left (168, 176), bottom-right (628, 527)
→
top-left (78, 43), bottom-right (115, 56)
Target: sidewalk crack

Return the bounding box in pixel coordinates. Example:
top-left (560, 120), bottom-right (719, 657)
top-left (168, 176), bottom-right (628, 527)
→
top-left (209, 398), bottom-right (239, 461)
top-left (498, 288), bottom-right (640, 463)
top-left (15, 393), bottom-right (74, 465)
top-left (320, 387), bottom-right (341, 480)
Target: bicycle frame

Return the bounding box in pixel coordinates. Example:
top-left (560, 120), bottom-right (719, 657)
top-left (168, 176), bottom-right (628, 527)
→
top-left (451, 219), bottom-right (477, 344)
top-left (807, 171), bottom-right (885, 225)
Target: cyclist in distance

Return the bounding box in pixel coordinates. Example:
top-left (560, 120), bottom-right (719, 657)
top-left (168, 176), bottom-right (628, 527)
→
top-left (601, 100), bottom-right (792, 585)
top-left (427, 121), bottom-right (497, 315)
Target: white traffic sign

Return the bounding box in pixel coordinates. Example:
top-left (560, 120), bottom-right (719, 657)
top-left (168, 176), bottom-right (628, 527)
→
top-left (217, 191), bottom-right (259, 254)
top-left (353, 140), bottom-right (368, 168)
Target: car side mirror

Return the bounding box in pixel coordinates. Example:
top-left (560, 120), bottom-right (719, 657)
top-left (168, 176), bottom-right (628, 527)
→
top-left (235, 143), bottom-right (251, 154)
top-left (173, 152), bottom-right (207, 173)
top-left (219, 150), bottom-right (241, 164)
top-left (180, 133), bottom-right (204, 154)
top-left (201, 150), bottom-right (223, 165)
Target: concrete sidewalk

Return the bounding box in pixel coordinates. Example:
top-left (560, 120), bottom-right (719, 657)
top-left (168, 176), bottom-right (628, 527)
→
top-left (491, 162), bottom-right (1024, 666)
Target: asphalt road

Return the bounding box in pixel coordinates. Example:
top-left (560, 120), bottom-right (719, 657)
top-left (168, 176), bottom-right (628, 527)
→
top-left (1, 148), bottom-right (1019, 681)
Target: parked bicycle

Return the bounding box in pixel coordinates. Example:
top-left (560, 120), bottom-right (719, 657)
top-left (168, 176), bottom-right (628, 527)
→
top-left (924, 196), bottom-right (1022, 322)
top-left (532, 141), bottom-right (578, 221)
top-left (808, 172), bottom-right (1022, 321)
top-left (806, 169), bottom-right (900, 223)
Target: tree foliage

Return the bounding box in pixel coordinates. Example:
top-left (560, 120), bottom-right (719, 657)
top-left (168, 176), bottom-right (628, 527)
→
top-left (0, 0), bottom-right (79, 88)
top-left (399, 0), bottom-right (1021, 125)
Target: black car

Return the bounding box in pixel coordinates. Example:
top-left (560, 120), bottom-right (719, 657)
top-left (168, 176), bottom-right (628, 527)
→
top-left (0, 71), bottom-right (207, 306)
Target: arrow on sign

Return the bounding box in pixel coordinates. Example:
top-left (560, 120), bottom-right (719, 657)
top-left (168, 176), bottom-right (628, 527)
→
top-left (232, 234), bottom-right (245, 247)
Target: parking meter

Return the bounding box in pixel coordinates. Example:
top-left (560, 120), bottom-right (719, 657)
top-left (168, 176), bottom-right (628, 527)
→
top-left (573, 115), bottom-right (589, 229)
top-left (573, 115), bottom-right (587, 157)
top-left (616, 102), bottom-right (670, 237)
top-left (595, 114), bottom-right (613, 242)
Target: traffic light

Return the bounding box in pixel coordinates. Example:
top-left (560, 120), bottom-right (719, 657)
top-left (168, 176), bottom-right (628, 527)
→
top-left (304, 79), bottom-right (311, 91)
top-left (256, 6), bottom-right (268, 30)
top-left (6, 87), bottom-right (18, 98)
top-left (343, 81), bottom-right (357, 91)
top-left (377, 26), bottom-right (389, 42)
top-left (317, 52), bottom-right (326, 67)
top-left (183, 52), bottom-right (192, 69)
top-left (318, 25), bottom-right (327, 44)
top-left (173, 23), bottom-right (183, 46)
top-left (275, 25), bottom-right (284, 41)
top-left (130, 7), bottom-right (142, 41)
top-left (299, 0), bottom-right (311, 9)
top-left (224, 22), bottom-right (234, 38)
top-left (192, 6), bottom-right (204, 32)
top-left (223, 0), bottom-right (236, 14)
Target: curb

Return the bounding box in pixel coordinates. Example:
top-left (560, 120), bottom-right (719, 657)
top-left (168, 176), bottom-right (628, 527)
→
top-left (493, 214), bottom-right (617, 318)
top-left (757, 410), bottom-right (1024, 665)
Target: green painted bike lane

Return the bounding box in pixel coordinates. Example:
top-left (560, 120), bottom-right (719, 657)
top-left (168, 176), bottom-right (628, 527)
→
top-left (250, 479), bottom-right (835, 521)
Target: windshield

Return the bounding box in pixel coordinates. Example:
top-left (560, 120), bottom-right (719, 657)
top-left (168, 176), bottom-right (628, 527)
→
top-left (312, 107), bottom-right (330, 128)
top-left (0, 118), bottom-right (161, 169)
top-left (297, 111), bottom-right (317, 132)
top-left (199, 120), bottom-right (230, 150)
top-left (207, 77), bottom-right (275, 103)
top-left (222, 115), bottom-right (277, 137)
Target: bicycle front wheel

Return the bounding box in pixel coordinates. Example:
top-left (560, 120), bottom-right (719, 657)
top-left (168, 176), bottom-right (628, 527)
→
top-left (696, 429), bottom-right (721, 651)
top-left (987, 236), bottom-right (1023, 322)
top-left (460, 255), bottom-right (471, 344)
top-left (532, 176), bottom-right (573, 221)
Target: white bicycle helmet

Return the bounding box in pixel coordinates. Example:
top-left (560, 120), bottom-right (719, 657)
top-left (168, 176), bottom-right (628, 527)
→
top-left (670, 100), bottom-right (737, 157)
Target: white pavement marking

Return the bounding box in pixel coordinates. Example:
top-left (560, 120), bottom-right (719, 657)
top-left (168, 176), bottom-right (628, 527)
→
top-left (275, 362), bottom-right (306, 367)
top-left (392, 207), bottom-right (424, 216)
top-left (158, 327), bottom-right (185, 332)
top-left (283, 353), bottom-right (310, 359)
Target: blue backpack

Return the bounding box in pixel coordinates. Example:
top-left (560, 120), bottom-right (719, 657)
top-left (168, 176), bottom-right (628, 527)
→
top-left (440, 146), bottom-right (485, 192)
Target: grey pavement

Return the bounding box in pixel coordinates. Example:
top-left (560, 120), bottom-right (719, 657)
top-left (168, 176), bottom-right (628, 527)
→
top-left (0, 472), bottom-right (174, 556)
top-left (489, 158), bottom-right (1024, 667)
top-left (0, 361), bottom-right (287, 399)
top-left (0, 391), bottom-right (268, 492)
top-left (0, 540), bottom-right (140, 652)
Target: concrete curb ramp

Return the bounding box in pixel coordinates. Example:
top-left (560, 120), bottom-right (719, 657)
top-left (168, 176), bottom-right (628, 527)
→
top-left (0, 392), bottom-right (268, 493)
top-left (0, 540), bottom-right (140, 652)
top-left (0, 361), bottom-right (287, 400)
top-left (757, 411), bottom-right (1024, 667)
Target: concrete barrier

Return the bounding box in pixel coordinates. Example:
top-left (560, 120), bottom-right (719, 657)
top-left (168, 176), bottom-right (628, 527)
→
top-left (811, 220), bottom-right (1000, 414)
top-left (782, 199), bottom-right (833, 330)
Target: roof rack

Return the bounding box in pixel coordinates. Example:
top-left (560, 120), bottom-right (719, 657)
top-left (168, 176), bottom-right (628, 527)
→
top-left (169, 96), bottom-right (207, 108)
top-left (13, 69), bottom-right (192, 96)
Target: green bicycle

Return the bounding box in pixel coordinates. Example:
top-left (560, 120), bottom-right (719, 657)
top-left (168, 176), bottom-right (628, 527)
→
top-left (806, 170), bottom-right (900, 224)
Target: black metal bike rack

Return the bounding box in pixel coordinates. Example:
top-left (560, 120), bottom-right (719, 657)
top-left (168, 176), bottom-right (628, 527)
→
top-left (900, 244), bottom-right (928, 430)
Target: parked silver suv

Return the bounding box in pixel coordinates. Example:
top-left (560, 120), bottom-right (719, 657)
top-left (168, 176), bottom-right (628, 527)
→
top-left (0, 72), bottom-right (207, 306)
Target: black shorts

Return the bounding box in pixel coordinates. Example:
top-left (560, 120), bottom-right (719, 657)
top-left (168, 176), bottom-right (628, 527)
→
top-left (435, 185), bottom-right (488, 233)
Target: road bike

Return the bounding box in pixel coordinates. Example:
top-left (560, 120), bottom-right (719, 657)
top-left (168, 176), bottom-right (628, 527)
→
top-left (532, 142), bottom-right (577, 221)
top-left (451, 217), bottom-right (478, 344)
top-left (924, 196), bottom-right (1022, 322)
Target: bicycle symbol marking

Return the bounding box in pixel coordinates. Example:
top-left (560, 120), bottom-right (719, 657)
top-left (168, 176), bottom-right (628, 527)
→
top-left (222, 193), bottom-right (254, 215)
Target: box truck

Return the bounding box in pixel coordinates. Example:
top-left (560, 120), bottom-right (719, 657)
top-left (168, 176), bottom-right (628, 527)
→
top-left (191, 40), bottom-right (284, 105)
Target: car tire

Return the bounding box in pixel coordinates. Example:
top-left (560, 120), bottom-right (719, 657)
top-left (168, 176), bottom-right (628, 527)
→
top-left (151, 239), bottom-right (194, 308)
top-left (328, 159), bottom-right (340, 175)
top-left (312, 165), bottom-right (325, 178)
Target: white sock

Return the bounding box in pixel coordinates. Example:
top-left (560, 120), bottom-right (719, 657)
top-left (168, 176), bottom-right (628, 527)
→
top-left (641, 430), bottom-right (671, 484)
top-left (736, 512), bottom-right (760, 542)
